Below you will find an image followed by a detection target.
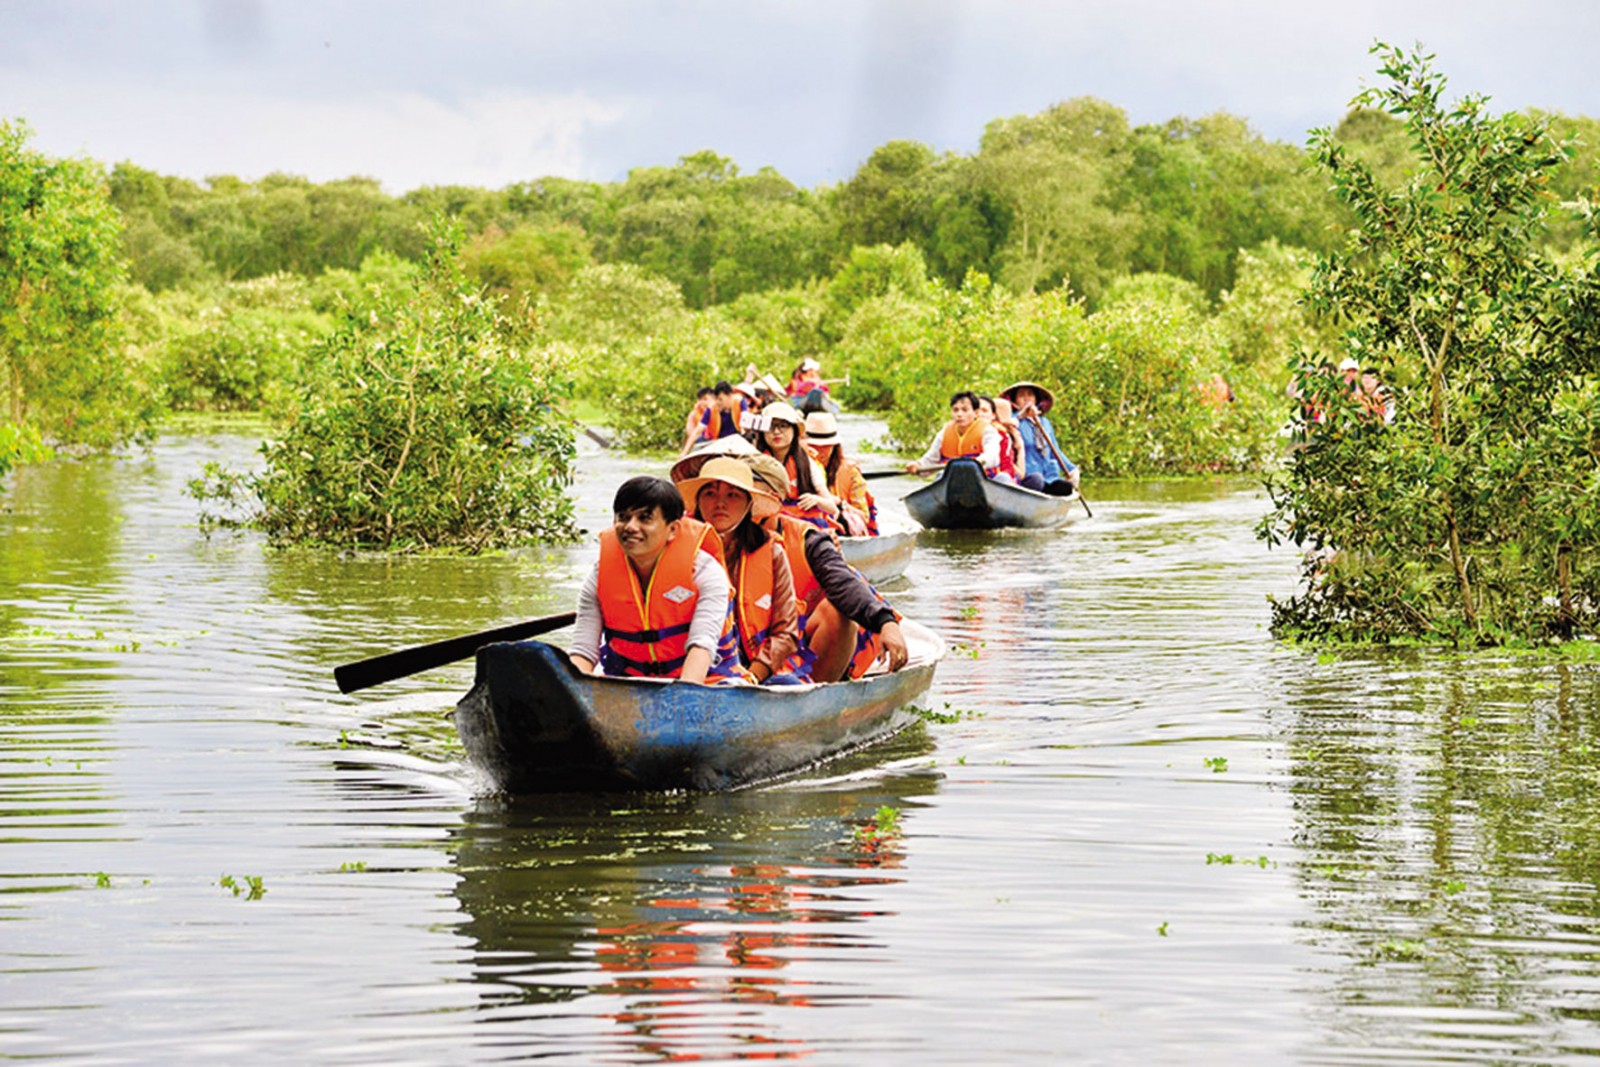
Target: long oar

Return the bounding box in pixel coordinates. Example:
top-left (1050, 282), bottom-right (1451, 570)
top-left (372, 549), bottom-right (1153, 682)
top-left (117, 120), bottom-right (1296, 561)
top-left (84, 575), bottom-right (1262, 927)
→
top-left (334, 611), bottom-right (577, 694)
top-left (861, 465), bottom-right (941, 480)
top-left (1026, 413), bottom-right (1092, 517)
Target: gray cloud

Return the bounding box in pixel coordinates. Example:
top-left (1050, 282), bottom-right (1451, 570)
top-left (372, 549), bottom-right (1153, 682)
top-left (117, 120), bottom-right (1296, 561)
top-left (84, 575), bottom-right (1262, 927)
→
top-left (2, 0), bottom-right (1596, 191)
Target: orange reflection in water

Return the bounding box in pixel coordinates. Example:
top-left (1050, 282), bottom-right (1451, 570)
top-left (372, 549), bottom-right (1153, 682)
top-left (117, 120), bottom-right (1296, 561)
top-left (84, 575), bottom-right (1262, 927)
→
top-left (589, 835), bottom-right (907, 1060)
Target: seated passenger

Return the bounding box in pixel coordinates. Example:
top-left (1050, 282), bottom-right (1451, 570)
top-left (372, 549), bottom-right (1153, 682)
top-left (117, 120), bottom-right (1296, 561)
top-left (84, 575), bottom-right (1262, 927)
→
top-left (680, 380), bottom-right (746, 457)
top-left (672, 456), bottom-right (805, 685)
top-left (976, 395), bottom-right (1023, 486)
top-left (908, 390), bottom-right (1000, 476)
top-left (756, 401), bottom-right (839, 530)
top-left (743, 454), bottom-right (909, 682)
top-left (804, 410), bottom-right (878, 536)
top-left (568, 476), bottom-right (739, 683)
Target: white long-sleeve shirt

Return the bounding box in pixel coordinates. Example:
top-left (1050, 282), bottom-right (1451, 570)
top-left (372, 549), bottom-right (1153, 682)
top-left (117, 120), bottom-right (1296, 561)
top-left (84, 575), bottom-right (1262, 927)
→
top-left (569, 550), bottom-right (730, 671)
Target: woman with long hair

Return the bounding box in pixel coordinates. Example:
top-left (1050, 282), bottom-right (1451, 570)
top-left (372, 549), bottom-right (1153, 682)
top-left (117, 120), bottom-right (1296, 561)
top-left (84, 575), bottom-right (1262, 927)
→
top-left (803, 411), bottom-right (877, 536)
top-left (976, 394), bottom-right (1024, 486)
top-left (755, 402), bottom-right (838, 529)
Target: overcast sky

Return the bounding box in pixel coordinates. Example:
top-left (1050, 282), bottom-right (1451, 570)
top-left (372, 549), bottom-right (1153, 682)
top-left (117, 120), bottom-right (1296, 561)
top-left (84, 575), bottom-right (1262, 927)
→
top-left (4, 0), bottom-right (1599, 194)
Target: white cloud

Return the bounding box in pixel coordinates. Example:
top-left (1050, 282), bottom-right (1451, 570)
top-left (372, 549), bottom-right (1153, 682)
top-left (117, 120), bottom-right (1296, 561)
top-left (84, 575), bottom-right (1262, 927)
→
top-left (7, 78), bottom-right (630, 192)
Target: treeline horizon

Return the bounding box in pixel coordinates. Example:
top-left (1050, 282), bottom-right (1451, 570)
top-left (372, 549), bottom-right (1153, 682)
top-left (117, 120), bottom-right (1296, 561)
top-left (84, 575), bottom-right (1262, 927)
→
top-left (104, 96), bottom-right (1600, 309)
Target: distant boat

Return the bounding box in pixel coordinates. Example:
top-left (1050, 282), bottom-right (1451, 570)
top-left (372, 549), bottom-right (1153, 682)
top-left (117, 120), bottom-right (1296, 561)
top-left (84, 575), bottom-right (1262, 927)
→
top-left (904, 458), bottom-right (1081, 530)
top-left (453, 620), bottom-right (945, 793)
top-left (793, 388), bottom-right (839, 415)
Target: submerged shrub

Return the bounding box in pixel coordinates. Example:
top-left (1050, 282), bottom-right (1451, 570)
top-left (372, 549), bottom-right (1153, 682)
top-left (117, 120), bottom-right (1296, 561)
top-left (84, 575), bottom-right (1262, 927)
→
top-left (1261, 45), bottom-right (1600, 643)
top-left (193, 222), bottom-right (577, 551)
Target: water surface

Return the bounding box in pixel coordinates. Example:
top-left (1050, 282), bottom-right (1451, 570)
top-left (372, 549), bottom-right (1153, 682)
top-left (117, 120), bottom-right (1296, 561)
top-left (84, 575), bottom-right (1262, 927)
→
top-left (3, 423), bottom-right (1599, 1063)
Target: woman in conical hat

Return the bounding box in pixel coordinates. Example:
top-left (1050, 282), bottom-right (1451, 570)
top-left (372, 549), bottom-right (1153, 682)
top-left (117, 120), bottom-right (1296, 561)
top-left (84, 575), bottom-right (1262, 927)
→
top-left (673, 455), bottom-right (802, 684)
top-left (999, 381), bottom-right (1077, 495)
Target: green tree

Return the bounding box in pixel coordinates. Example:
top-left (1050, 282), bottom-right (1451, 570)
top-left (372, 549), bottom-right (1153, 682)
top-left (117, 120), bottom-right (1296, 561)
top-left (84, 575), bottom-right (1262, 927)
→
top-left (195, 222), bottom-right (576, 551)
top-left (1122, 113), bottom-right (1335, 297)
top-left (610, 152), bottom-right (830, 307)
top-left (1261, 44), bottom-right (1600, 643)
top-left (1, 119), bottom-right (149, 449)
top-left (975, 97), bottom-right (1138, 300)
top-left (461, 222), bottom-right (593, 317)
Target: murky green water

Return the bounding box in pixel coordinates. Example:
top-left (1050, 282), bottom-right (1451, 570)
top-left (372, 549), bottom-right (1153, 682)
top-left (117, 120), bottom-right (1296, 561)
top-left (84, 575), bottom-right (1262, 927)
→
top-left (4, 422), bottom-right (1600, 1063)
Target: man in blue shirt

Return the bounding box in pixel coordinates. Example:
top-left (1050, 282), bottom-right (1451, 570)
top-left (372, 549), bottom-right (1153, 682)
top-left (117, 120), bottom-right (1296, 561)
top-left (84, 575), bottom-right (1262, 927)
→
top-left (1000, 381), bottom-right (1078, 496)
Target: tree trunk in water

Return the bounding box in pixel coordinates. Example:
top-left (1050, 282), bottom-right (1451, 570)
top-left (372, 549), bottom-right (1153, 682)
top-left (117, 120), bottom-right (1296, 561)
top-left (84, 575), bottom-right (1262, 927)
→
top-left (1422, 316), bottom-right (1475, 635)
top-left (1557, 543), bottom-right (1574, 632)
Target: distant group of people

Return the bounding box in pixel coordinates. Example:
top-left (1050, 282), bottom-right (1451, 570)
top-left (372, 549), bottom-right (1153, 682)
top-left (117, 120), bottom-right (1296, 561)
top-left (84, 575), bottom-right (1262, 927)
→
top-left (681, 360), bottom-right (846, 458)
top-left (570, 370), bottom-right (1090, 690)
top-left (907, 381), bottom-right (1079, 496)
top-left (568, 357), bottom-right (911, 688)
top-left (1288, 357), bottom-right (1394, 429)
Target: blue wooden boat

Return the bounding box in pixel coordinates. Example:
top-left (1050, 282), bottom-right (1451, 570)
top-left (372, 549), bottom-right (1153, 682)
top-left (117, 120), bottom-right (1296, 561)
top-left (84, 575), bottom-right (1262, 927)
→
top-left (838, 526), bottom-right (916, 583)
top-left (453, 620), bottom-right (945, 793)
top-left (904, 458), bottom-right (1080, 530)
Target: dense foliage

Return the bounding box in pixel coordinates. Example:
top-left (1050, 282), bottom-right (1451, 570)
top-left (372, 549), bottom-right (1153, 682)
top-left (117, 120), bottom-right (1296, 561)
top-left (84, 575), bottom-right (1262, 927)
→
top-left (191, 224), bottom-right (576, 551)
top-left (99, 105), bottom-right (1359, 309)
top-left (876, 273), bottom-right (1279, 474)
top-left (9, 64), bottom-right (1600, 573)
top-left (1261, 45), bottom-right (1600, 644)
top-left (1, 120), bottom-right (152, 449)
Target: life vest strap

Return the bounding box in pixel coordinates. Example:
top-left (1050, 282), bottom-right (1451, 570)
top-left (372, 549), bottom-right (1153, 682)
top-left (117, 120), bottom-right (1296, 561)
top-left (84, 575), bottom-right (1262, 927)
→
top-left (600, 648), bottom-right (688, 676)
top-left (602, 621), bottom-right (691, 645)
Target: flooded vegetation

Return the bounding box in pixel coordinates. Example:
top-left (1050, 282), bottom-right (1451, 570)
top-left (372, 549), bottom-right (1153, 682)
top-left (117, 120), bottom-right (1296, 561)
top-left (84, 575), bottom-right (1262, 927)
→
top-left (5, 423), bottom-right (1600, 1062)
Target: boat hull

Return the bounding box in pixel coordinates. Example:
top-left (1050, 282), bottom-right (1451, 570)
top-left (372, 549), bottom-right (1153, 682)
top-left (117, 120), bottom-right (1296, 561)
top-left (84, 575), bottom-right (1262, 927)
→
top-left (904, 458), bottom-right (1079, 530)
top-left (838, 528), bottom-right (916, 583)
top-left (453, 621), bottom-right (944, 793)
top-left (793, 388), bottom-right (839, 415)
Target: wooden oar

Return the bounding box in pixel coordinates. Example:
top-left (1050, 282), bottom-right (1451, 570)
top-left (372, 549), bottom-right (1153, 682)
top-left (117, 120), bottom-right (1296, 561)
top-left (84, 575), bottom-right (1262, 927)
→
top-left (334, 611), bottom-right (577, 694)
top-left (861, 465), bottom-right (941, 480)
top-left (1025, 412), bottom-right (1091, 517)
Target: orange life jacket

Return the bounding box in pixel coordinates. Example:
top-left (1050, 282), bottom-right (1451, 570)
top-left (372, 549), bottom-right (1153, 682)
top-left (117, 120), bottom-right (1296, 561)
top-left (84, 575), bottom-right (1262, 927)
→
top-left (769, 515), bottom-right (823, 614)
top-left (830, 456), bottom-right (879, 536)
top-left (701, 404), bottom-right (738, 441)
top-left (780, 452), bottom-right (839, 531)
top-left (940, 419), bottom-right (987, 462)
top-left (762, 515), bottom-right (822, 679)
top-left (730, 537), bottom-right (780, 665)
top-left (843, 580), bottom-right (901, 680)
top-left (596, 517), bottom-right (738, 678)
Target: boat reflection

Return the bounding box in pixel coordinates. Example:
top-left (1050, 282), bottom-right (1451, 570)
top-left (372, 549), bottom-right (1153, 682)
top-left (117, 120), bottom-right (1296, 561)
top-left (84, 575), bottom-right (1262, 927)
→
top-left (448, 758), bottom-right (936, 1060)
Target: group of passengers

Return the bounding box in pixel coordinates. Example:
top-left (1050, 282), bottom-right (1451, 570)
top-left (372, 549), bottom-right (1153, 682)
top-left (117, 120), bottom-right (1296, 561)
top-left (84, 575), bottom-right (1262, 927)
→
top-left (576, 366), bottom-right (902, 688)
top-left (577, 372), bottom-right (1081, 690)
top-left (1288, 358), bottom-right (1394, 429)
top-left (907, 381), bottom-right (1079, 497)
top-left (681, 358), bottom-right (846, 457)
top-left (569, 442), bottom-right (906, 689)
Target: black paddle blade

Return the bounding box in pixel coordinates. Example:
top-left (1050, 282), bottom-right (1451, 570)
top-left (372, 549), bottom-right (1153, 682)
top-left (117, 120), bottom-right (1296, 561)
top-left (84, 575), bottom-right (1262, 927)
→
top-left (334, 611), bottom-right (577, 694)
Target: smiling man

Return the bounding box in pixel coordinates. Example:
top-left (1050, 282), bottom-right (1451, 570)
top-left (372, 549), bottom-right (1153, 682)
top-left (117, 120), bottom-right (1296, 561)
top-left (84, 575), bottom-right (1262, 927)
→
top-left (568, 475), bottom-right (738, 684)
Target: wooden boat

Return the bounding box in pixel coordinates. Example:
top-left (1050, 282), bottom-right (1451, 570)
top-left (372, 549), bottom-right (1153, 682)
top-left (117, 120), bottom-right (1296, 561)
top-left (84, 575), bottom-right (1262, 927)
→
top-left (453, 620), bottom-right (946, 793)
top-left (904, 458), bottom-right (1081, 530)
top-left (838, 525), bottom-right (916, 584)
top-left (793, 388), bottom-right (840, 415)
